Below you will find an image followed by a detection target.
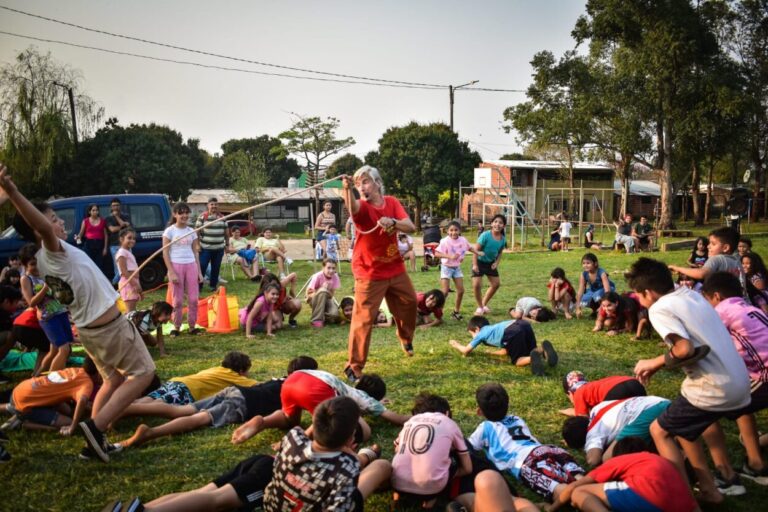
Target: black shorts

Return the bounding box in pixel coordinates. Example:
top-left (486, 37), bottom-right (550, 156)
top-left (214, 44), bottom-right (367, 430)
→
top-left (213, 454), bottom-right (274, 511)
top-left (501, 321), bottom-right (537, 364)
top-left (472, 260), bottom-right (499, 278)
top-left (657, 395), bottom-right (748, 442)
top-left (724, 381), bottom-right (768, 419)
top-left (11, 325), bottom-right (50, 352)
top-left (604, 379), bottom-right (646, 401)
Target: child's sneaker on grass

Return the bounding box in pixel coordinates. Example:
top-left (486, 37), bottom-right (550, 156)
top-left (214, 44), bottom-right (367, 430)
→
top-left (0, 415), bottom-right (21, 431)
top-left (344, 367), bottom-right (358, 385)
top-left (474, 307), bottom-right (484, 316)
top-left (714, 471), bottom-right (747, 496)
top-left (541, 340), bottom-right (558, 367)
top-left (482, 306), bottom-right (491, 314)
top-left (288, 319), bottom-right (298, 328)
top-left (100, 500), bottom-right (122, 512)
top-left (79, 419), bottom-right (110, 462)
top-left (739, 463), bottom-right (768, 485)
top-left (451, 311), bottom-right (463, 321)
top-left (169, 330), bottom-right (180, 338)
top-left (529, 349), bottom-right (545, 376)
top-left (311, 321), bottom-right (324, 328)
top-left (123, 497), bottom-right (144, 512)
top-left (79, 443), bottom-right (123, 461)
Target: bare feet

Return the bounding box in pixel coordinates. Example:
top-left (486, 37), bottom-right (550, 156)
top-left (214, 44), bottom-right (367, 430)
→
top-left (122, 424), bottom-right (151, 448)
top-left (231, 416), bottom-right (264, 445)
top-left (564, 312), bottom-right (573, 320)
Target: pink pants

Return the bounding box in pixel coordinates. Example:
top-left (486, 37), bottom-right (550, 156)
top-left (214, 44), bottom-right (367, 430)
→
top-left (171, 262), bottom-right (199, 329)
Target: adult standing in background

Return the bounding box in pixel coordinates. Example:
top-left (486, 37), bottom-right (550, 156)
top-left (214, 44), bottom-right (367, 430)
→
top-left (106, 198), bottom-right (131, 286)
top-left (77, 204), bottom-right (108, 273)
top-left (314, 201), bottom-right (336, 258)
top-left (195, 197), bottom-right (229, 293)
top-left (341, 166), bottom-right (417, 382)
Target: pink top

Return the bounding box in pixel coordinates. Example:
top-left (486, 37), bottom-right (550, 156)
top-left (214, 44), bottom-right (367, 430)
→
top-left (114, 248), bottom-right (138, 273)
top-left (307, 271), bottom-right (340, 293)
top-left (437, 236), bottom-right (471, 268)
top-left (391, 412), bottom-right (468, 495)
top-left (715, 297), bottom-right (768, 383)
top-left (84, 218), bottom-right (106, 240)
top-left (239, 295), bottom-right (274, 326)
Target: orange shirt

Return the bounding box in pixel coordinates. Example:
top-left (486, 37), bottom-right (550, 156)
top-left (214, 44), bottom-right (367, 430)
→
top-left (352, 196), bottom-right (408, 280)
top-left (12, 367), bottom-right (93, 413)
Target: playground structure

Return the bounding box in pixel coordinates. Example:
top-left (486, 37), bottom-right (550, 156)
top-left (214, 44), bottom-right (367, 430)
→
top-left (459, 162), bottom-right (620, 250)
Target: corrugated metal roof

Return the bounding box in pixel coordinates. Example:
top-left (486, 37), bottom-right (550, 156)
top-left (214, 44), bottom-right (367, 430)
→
top-left (187, 188), bottom-right (344, 204)
top-left (613, 180), bottom-right (660, 196)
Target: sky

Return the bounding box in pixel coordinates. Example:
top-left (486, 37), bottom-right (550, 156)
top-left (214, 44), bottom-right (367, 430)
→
top-left (0, 0), bottom-right (587, 167)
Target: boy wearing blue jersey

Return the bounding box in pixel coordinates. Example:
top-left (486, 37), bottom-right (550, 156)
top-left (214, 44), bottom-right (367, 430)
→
top-left (468, 383), bottom-right (584, 505)
top-left (449, 316), bottom-right (558, 376)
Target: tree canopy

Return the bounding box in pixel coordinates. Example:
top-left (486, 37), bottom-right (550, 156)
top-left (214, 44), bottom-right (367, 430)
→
top-left (220, 136), bottom-right (299, 187)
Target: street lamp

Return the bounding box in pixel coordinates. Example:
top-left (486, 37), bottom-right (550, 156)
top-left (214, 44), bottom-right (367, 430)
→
top-left (449, 80), bottom-right (479, 131)
top-left (52, 81), bottom-right (78, 148)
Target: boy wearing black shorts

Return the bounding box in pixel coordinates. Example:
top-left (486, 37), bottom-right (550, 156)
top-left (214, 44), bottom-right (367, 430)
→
top-left (628, 258), bottom-right (752, 504)
top-left (449, 316), bottom-right (558, 376)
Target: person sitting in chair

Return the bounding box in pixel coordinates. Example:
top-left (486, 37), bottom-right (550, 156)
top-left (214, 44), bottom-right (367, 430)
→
top-left (632, 215), bottom-right (655, 252)
top-left (254, 228), bottom-right (293, 279)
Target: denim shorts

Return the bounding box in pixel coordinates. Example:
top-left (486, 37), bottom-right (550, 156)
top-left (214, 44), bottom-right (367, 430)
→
top-left (193, 386), bottom-right (248, 427)
top-left (8, 396), bottom-right (59, 426)
top-left (440, 265), bottom-right (464, 280)
top-left (40, 312), bottom-right (74, 347)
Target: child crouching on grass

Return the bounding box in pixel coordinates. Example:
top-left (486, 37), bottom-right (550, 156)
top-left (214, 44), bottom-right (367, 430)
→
top-left (0, 163), bottom-right (155, 463)
top-left (592, 292), bottom-right (638, 336)
top-left (240, 282), bottom-right (280, 338)
top-left (306, 258), bottom-right (341, 328)
top-left (449, 316), bottom-right (558, 376)
top-left (126, 301), bottom-right (172, 356)
top-left (548, 267), bottom-right (575, 319)
top-left (106, 396), bottom-right (392, 512)
top-left (468, 383), bottom-right (585, 507)
top-left (416, 288), bottom-right (445, 328)
top-left (509, 296), bottom-right (556, 322)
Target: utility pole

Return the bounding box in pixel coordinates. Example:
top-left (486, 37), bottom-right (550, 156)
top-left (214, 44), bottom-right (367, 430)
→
top-left (53, 81), bottom-right (78, 148)
top-left (449, 80), bottom-right (479, 131)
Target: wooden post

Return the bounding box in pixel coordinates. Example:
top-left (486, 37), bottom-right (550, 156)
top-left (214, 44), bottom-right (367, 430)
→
top-left (578, 180), bottom-right (584, 246)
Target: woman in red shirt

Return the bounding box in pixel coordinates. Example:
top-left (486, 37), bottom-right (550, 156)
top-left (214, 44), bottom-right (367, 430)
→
top-left (342, 166), bottom-right (418, 381)
top-left (77, 203), bottom-right (108, 272)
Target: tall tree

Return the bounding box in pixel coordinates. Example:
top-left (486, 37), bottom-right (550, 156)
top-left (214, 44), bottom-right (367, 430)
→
top-left (220, 135), bottom-right (300, 187)
top-left (221, 150), bottom-right (268, 209)
top-left (327, 153), bottom-right (363, 178)
top-left (279, 114), bottom-right (355, 210)
top-left (376, 122), bottom-right (480, 230)
top-left (0, 47), bottom-right (103, 198)
top-left (69, 120), bottom-right (198, 199)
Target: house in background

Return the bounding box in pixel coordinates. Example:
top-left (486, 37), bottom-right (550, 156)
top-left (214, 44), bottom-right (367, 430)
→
top-left (613, 180), bottom-right (660, 218)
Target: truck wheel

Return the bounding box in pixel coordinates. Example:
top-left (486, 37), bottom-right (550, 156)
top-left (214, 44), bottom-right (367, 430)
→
top-left (140, 259), bottom-right (166, 290)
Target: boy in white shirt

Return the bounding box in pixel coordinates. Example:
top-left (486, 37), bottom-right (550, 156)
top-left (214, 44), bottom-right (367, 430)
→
top-left (558, 214), bottom-right (573, 252)
top-left (627, 257), bottom-right (752, 504)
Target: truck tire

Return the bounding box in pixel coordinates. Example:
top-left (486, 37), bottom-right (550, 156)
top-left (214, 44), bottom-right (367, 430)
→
top-left (139, 259), bottom-right (166, 290)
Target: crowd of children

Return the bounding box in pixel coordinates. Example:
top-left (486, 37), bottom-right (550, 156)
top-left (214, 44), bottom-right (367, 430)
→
top-left (3, 161), bottom-right (768, 512)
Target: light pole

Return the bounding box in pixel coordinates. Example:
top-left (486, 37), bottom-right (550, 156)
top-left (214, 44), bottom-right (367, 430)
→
top-left (52, 81), bottom-right (78, 149)
top-left (449, 80), bottom-right (479, 131)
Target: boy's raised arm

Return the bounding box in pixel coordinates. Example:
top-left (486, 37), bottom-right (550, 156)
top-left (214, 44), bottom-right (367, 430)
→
top-left (0, 164), bottom-right (61, 252)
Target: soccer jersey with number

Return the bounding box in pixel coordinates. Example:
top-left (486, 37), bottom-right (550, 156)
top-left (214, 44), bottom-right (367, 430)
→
top-left (467, 415), bottom-right (540, 478)
top-left (392, 412), bottom-right (468, 495)
top-left (714, 296), bottom-right (768, 383)
top-left (264, 427), bottom-right (360, 511)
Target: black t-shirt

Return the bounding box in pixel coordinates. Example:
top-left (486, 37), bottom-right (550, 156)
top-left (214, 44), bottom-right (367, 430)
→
top-left (106, 212), bottom-right (132, 246)
top-left (617, 221), bottom-right (632, 236)
top-left (237, 378), bottom-right (284, 419)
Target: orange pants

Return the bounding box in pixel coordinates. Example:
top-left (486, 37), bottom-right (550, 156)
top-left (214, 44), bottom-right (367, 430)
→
top-left (346, 272), bottom-right (417, 376)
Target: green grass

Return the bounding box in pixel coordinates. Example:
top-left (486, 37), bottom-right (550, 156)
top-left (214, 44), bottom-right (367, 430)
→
top-left (3, 227), bottom-right (768, 511)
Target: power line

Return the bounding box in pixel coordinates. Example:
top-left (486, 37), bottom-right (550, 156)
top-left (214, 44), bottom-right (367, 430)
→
top-left (0, 4), bottom-right (526, 93)
top-left (0, 30), bottom-right (444, 90)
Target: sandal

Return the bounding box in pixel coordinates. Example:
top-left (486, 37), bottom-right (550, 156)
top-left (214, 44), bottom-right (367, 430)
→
top-left (665, 345), bottom-right (710, 370)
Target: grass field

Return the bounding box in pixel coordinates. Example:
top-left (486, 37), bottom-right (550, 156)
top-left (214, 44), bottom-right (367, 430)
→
top-left (3, 227), bottom-right (768, 511)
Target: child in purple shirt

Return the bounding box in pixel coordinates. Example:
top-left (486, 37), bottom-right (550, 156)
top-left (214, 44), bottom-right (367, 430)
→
top-left (702, 271), bottom-right (768, 484)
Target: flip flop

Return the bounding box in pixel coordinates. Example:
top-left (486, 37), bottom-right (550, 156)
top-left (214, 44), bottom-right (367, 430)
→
top-left (665, 345), bottom-right (710, 370)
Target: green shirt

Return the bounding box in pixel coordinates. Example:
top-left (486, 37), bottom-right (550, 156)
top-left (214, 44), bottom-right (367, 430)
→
top-left (477, 230), bottom-right (506, 263)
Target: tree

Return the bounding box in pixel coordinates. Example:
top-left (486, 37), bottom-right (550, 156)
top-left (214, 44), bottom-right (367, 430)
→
top-left (376, 122), bottom-right (481, 230)
top-left (0, 47), bottom-right (103, 198)
top-left (499, 152), bottom-right (538, 161)
top-left (504, 51), bottom-right (594, 213)
top-left (279, 114), bottom-right (355, 210)
top-left (69, 120), bottom-right (198, 199)
top-left (220, 136), bottom-right (300, 187)
top-left (327, 153), bottom-right (363, 178)
top-left (221, 150), bottom-right (268, 209)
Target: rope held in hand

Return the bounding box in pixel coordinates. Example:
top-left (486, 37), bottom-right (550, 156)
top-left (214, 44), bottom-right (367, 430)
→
top-left (121, 177), bottom-right (345, 292)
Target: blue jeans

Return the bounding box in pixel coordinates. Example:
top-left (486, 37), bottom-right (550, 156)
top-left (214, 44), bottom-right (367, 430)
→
top-left (199, 248), bottom-right (224, 290)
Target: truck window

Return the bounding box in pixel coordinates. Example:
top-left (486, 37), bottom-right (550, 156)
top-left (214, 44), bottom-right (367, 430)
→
top-left (52, 207), bottom-right (76, 237)
top-left (129, 204), bottom-right (164, 230)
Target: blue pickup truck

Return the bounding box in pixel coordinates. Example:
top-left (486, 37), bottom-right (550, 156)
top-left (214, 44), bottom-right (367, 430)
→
top-left (0, 194), bottom-right (172, 289)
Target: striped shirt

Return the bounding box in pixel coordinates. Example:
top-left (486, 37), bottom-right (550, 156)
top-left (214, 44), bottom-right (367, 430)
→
top-left (714, 296), bottom-right (768, 383)
top-left (195, 211), bottom-right (227, 249)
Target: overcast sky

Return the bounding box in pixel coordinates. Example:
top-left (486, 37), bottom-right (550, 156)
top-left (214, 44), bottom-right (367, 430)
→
top-left (0, 0), bottom-right (586, 166)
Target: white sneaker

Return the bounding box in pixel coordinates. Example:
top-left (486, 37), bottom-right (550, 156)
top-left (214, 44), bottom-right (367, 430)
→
top-left (218, 277), bottom-right (228, 284)
top-left (474, 307), bottom-right (484, 316)
top-left (285, 257), bottom-right (293, 266)
top-left (279, 273), bottom-right (286, 280)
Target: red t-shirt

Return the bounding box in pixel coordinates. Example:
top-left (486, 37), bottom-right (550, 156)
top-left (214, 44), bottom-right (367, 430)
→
top-left (352, 196), bottom-right (408, 280)
top-left (416, 292), bottom-right (443, 319)
top-left (573, 376), bottom-right (636, 416)
top-left (546, 278), bottom-right (575, 298)
top-left (589, 452), bottom-right (696, 512)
